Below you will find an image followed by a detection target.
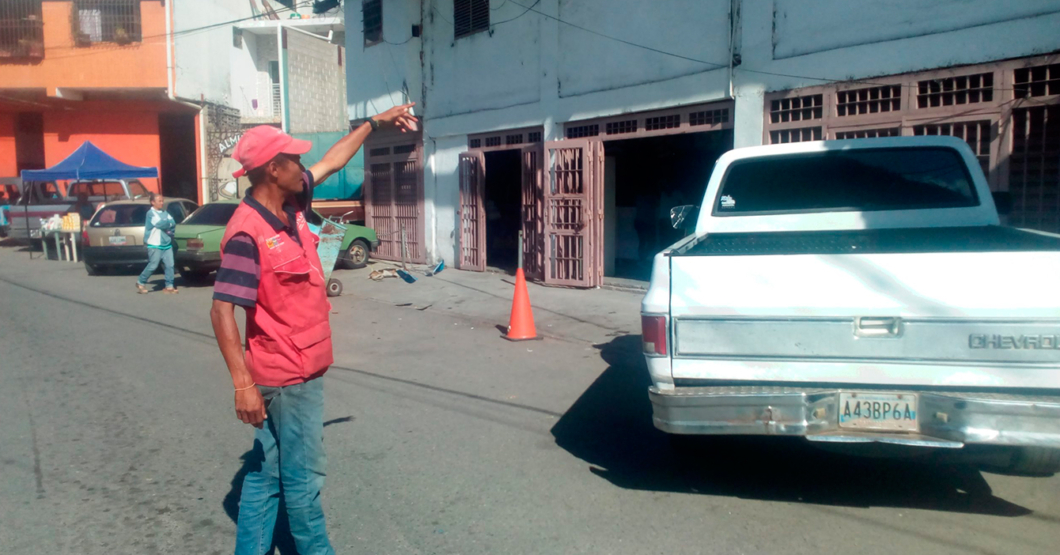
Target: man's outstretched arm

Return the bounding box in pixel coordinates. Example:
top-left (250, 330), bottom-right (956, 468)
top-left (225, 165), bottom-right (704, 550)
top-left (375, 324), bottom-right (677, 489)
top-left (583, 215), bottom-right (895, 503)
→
top-left (210, 299), bottom-right (266, 428)
top-left (308, 103), bottom-right (418, 184)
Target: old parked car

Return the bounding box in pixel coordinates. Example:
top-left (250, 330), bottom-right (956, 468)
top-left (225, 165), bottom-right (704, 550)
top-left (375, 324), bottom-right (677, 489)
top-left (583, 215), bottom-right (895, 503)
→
top-left (173, 200), bottom-right (379, 283)
top-left (5, 178), bottom-right (151, 242)
top-left (82, 197), bottom-right (198, 275)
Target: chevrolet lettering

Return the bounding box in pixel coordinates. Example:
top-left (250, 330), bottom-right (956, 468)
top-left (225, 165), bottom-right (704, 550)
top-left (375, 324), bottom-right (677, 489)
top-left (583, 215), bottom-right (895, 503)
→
top-left (969, 334), bottom-right (1060, 350)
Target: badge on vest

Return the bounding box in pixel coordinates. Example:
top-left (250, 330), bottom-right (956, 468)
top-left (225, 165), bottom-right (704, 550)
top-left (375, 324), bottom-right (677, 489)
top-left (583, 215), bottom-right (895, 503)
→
top-left (265, 234), bottom-right (284, 249)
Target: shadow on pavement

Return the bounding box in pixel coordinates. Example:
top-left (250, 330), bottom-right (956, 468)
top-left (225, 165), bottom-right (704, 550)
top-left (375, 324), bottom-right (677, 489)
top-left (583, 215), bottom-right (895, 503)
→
top-left (550, 334), bottom-right (1033, 517)
top-left (223, 446), bottom-right (298, 555)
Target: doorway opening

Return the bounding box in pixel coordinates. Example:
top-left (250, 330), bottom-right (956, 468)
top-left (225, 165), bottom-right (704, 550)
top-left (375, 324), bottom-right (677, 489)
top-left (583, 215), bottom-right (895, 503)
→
top-left (483, 149), bottom-right (522, 273)
top-left (159, 113), bottom-right (198, 201)
top-left (604, 130), bottom-right (733, 281)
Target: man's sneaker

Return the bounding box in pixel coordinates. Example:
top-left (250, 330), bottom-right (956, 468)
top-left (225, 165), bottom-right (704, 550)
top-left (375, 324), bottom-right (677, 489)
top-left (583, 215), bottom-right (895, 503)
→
top-left (136, 283), bottom-right (149, 294)
top-left (163, 287), bottom-right (179, 294)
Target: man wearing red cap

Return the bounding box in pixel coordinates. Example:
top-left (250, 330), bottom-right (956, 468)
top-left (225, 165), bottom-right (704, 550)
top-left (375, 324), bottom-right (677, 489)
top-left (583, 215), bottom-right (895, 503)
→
top-left (210, 104), bottom-right (416, 555)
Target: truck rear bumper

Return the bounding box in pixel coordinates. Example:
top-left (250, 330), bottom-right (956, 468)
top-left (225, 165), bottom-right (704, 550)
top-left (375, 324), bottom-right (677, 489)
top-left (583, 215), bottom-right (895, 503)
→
top-left (649, 385), bottom-right (1060, 448)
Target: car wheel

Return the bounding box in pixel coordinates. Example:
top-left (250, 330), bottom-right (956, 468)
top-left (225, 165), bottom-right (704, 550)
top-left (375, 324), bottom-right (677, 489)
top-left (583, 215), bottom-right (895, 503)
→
top-left (339, 239), bottom-right (370, 270)
top-left (1006, 447), bottom-right (1060, 476)
top-left (179, 268), bottom-right (213, 284)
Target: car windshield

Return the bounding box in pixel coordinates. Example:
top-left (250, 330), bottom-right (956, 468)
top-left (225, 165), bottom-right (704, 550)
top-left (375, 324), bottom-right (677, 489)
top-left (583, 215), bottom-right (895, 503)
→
top-left (68, 182), bottom-right (128, 200)
top-left (91, 204), bottom-right (150, 228)
top-left (715, 147), bottom-right (979, 216)
top-left (183, 203), bottom-right (239, 226)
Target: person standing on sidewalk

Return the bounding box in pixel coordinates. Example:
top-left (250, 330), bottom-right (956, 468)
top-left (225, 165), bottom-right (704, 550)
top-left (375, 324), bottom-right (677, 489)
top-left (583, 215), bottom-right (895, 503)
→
top-left (210, 104), bottom-right (416, 555)
top-left (136, 193), bottom-right (177, 294)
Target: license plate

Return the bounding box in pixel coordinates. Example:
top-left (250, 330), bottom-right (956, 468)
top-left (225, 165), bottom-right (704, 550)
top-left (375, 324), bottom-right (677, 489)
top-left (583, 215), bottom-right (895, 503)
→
top-left (838, 392), bottom-right (918, 432)
top-left (108, 236), bottom-right (127, 246)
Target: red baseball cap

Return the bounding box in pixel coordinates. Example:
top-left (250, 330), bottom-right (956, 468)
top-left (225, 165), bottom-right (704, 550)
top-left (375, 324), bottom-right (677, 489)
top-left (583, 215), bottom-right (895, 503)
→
top-left (231, 126), bottom-right (313, 177)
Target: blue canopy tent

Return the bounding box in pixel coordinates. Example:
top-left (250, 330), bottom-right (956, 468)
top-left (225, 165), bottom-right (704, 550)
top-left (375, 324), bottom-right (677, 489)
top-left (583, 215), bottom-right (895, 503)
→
top-left (20, 141), bottom-right (158, 182)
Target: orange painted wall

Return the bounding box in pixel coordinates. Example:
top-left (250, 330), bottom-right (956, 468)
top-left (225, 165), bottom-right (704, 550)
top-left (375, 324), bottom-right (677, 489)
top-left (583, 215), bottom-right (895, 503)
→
top-left (44, 107), bottom-right (161, 192)
top-left (0, 113), bottom-right (15, 177)
top-left (0, 1), bottom-right (168, 92)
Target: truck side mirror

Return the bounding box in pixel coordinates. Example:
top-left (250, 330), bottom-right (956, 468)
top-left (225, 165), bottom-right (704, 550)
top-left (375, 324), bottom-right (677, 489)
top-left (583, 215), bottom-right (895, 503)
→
top-left (670, 205), bottom-right (699, 230)
top-left (992, 192), bottom-right (1013, 216)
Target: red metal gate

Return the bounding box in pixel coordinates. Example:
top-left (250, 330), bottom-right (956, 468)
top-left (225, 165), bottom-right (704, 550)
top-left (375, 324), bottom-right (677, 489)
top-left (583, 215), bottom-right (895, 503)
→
top-left (543, 139), bottom-right (603, 287)
top-left (458, 151), bottom-right (486, 271)
top-left (365, 140), bottom-right (426, 264)
top-left (521, 145), bottom-right (544, 280)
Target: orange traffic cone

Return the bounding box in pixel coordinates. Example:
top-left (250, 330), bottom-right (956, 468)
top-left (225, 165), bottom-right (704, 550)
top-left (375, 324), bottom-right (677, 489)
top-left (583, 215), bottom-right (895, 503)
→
top-left (503, 268), bottom-right (539, 341)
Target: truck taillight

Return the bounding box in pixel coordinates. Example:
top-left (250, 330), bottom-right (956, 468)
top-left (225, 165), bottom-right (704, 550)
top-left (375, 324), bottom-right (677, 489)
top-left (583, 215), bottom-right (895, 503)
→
top-left (641, 315), bottom-right (667, 356)
top-left (81, 230), bottom-right (89, 244)
top-left (187, 238), bottom-right (204, 250)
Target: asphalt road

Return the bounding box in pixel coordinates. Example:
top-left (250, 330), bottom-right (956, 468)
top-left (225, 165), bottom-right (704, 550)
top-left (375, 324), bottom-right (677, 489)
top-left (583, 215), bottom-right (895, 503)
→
top-left (1, 248), bottom-right (1058, 555)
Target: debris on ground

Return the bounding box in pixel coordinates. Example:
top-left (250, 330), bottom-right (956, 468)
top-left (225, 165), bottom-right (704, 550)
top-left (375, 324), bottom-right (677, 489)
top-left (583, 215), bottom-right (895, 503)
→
top-left (369, 268), bottom-right (399, 281)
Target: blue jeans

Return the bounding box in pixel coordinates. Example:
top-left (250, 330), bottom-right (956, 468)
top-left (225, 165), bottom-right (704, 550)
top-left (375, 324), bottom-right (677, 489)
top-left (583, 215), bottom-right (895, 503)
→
top-left (235, 377), bottom-right (334, 555)
top-left (138, 247), bottom-right (174, 288)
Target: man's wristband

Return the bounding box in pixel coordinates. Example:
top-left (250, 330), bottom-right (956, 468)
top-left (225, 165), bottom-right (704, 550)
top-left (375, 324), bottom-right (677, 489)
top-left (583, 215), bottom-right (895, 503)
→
top-left (234, 383), bottom-right (257, 392)
top-left (367, 118), bottom-right (380, 131)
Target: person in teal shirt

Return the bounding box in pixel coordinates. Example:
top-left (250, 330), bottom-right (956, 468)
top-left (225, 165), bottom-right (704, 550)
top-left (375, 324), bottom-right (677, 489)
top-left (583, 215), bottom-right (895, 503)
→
top-left (136, 193), bottom-right (178, 294)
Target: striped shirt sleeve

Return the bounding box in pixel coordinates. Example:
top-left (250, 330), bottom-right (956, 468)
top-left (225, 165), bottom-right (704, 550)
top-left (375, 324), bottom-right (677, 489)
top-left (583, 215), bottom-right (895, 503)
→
top-left (213, 233), bottom-right (260, 308)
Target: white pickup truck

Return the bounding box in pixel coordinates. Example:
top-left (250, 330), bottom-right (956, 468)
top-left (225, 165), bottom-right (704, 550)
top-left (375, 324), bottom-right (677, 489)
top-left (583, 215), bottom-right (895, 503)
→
top-left (641, 136), bottom-right (1060, 475)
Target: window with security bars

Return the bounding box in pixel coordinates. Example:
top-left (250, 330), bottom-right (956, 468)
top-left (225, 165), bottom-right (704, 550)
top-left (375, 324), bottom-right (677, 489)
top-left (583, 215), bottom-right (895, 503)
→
top-left (1009, 106), bottom-right (1060, 233)
top-left (836, 85), bottom-right (901, 116)
top-left (770, 127), bottom-right (822, 144)
top-left (1014, 63), bottom-right (1060, 99)
top-left (0, 0), bottom-right (43, 58)
top-left (484, 136), bottom-right (501, 147)
top-left (393, 144), bottom-right (417, 155)
top-left (689, 109), bottom-right (728, 127)
top-left (605, 120), bottom-right (637, 135)
top-left (454, 0), bottom-right (489, 39)
top-left (917, 73), bottom-right (993, 108)
top-left (770, 95), bottom-right (823, 123)
top-left (834, 128), bottom-right (900, 140)
top-left (363, 0), bottom-right (382, 47)
top-left (528, 131), bottom-right (542, 143)
top-left (506, 134), bottom-right (524, 145)
top-left (565, 124), bottom-right (598, 139)
top-left (468, 139), bottom-right (482, 149)
top-left (913, 121), bottom-right (992, 177)
top-left (73, 0), bottom-right (142, 45)
top-left (645, 115), bottom-right (680, 131)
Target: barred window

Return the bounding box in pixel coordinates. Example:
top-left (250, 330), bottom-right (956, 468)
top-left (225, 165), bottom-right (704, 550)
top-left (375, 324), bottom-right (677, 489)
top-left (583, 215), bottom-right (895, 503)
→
top-left (363, 0), bottom-right (382, 47)
top-left (454, 0), bottom-right (489, 39)
top-left (73, 0), bottom-right (142, 45)
top-left (370, 147), bottom-right (391, 156)
top-left (527, 131), bottom-right (542, 143)
top-left (605, 120), bottom-right (637, 135)
top-left (770, 95), bottom-right (823, 124)
top-left (913, 121), bottom-right (992, 177)
top-left (836, 85), bottom-right (901, 116)
top-left (393, 144), bottom-right (417, 155)
top-left (689, 109), bottom-right (729, 126)
top-left (834, 128), bottom-right (900, 140)
top-left (565, 124), bottom-right (599, 139)
top-left (645, 115), bottom-right (680, 131)
top-left (484, 136), bottom-right (501, 147)
top-left (917, 73), bottom-right (993, 108)
top-left (769, 127), bottom-right (822, 144)
top-left (1014, 63), bottom-right (1060, 99)
top-left (0, 0), bottom-right (44, 59)
top-left (468, 138), bottom-right (482, 149)
top-left (506, 134), bottom-right (524, 145)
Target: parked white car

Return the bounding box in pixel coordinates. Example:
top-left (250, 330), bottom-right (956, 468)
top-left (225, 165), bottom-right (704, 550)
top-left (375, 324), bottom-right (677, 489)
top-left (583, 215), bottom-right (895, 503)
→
top-left (642, 136), bottom-right (1060, 475)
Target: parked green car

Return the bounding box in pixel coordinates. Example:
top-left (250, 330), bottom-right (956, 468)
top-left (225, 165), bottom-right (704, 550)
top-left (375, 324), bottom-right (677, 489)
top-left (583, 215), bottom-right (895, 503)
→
top-left (173, 200), bottom-right (379, 283)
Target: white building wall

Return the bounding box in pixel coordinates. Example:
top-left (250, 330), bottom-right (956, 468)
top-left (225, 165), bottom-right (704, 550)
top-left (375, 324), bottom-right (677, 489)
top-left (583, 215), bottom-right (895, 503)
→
top-left (345, 0), bottom-right (1060, 264)
top-left (172, 1), bottom-right (253, 105)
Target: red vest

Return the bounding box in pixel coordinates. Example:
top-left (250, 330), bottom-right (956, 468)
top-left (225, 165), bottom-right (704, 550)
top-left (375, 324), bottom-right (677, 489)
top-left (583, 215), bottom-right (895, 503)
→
top-left (221, 202), bottom-right (333, 387)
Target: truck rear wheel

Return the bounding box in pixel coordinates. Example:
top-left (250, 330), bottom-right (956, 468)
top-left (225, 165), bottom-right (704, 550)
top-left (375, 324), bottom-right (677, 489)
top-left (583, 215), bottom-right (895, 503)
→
top-left (1006, 447), bottom-right (1060, 476)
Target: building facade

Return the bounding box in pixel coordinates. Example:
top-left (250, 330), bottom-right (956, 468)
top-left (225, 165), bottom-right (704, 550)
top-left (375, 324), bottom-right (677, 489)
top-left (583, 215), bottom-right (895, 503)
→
top-left (344, 0), bottom-right (1060, 286)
